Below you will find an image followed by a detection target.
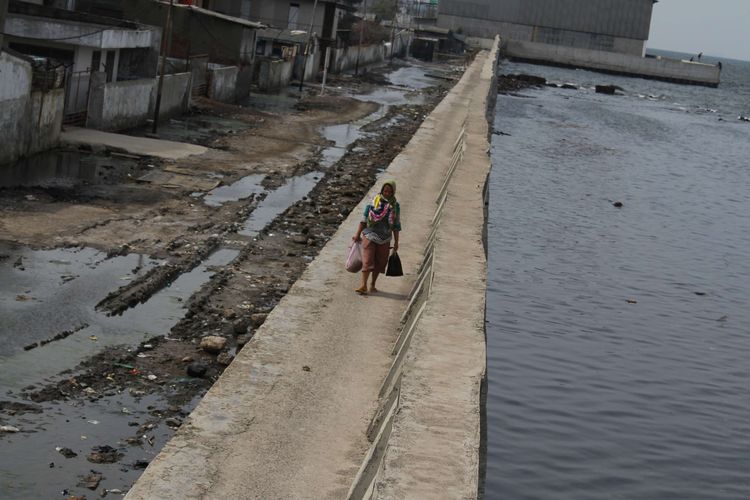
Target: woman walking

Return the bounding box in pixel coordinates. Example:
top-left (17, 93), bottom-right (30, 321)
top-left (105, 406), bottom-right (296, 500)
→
top-left (352, 180), bottom-right (401, 294)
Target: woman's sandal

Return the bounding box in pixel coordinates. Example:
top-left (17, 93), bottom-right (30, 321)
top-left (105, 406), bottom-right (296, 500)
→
top-left (369, 287), bottom-right (378, 293)
top-left (355, 286), bottom-right (368, 295)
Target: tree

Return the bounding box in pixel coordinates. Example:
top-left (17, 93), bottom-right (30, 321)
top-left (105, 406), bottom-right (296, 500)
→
top-left (371, 0), bottom-right (397, 20)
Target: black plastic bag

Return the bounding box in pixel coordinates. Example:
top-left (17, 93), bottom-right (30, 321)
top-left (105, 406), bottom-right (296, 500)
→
top-left (386, 251), bottom-right (403, 277)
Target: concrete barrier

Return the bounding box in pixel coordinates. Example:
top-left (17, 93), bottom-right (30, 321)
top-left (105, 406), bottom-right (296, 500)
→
top-left (125, 40), bottom-right (498, 500)
top-left (505, 39), bottom-right (721, 87)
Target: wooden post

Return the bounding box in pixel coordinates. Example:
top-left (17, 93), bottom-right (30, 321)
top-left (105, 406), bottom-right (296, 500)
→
top-left (298, 0), bottom-right (320, 92)
top-left (320, 46), bottom-right (331, 95)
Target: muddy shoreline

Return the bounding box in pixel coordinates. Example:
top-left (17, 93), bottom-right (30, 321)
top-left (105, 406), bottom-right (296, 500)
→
top-left (0, 60), bottom-right (460, 497)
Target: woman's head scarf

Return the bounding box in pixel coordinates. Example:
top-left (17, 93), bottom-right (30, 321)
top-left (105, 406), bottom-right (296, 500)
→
top-left (367, 180), bottom-right (397, 228)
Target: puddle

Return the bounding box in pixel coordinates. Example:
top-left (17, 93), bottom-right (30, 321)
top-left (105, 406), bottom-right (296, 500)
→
top-left (0, 245), bottom-right (238, 392)
top-left (203, 173), bottom-right (265, 207)
top-left (239, 172), bottom-right (322, 237)
top-left (0, 150), bottom-right (141, 189)
top-left (0, 390), bottom-right (202, 498)
top-left (321, 123), bottom-right (365, 168)
top-left (387, 66), bottom-right (439, 89)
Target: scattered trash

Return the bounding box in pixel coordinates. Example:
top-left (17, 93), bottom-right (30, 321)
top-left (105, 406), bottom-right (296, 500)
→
top-left (0, 425), bottom-right (20, 433)
top-left (694, 291), bottom-right (706, 296)
top-left (87, 445), bottom-right (123, 464)
top-left (89, 335), bottom-right (99, 342)
top-left (626, 299), bottom-right (638, 304)
top-left (302, 365), bottom-right (311, 372)
top-left (187, 362), bottom-right (208, 378)
top-left (114, 363), bottom-right (135, 370)
top-left (87, 420), bottom-right (100, 425)
top-left (612, 201), bottom-right (623, 208)
top-left (80, 471), bottom-right (103, 490)
top-left (146, 374), bottom-right (157, 381)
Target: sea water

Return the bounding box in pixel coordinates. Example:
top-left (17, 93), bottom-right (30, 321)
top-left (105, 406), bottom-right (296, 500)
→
top-left (485, 52), bottom-right (750, 499)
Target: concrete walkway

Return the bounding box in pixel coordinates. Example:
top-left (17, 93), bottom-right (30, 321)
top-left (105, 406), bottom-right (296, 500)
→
top-left (125, 43), bottom-right (497, 500)
top-left (61, 127), bottom-right (207, 160)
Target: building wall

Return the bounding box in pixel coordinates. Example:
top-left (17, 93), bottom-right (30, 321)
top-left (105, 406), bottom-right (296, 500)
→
top-left (0, 52), bottom-right (64, 165)
top-left (437, 0), bottom-right (654, 55)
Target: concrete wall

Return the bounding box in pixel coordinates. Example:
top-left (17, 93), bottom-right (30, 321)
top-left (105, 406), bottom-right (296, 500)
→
top-left (438, 0), bottom-right (654, 41)
top-left (157, 72), bottom-right (191, 119)
top-left (208, 66), bottom-right (239, 103)
top-left (0, 52), bottom-right (64, 165)
top-left (87, 72), bottom-right (154, 130)
top-left (257, 58), bottom-right (294, 91)
top-left (506, 39), bottom-right (721, 87)
top-left (331, 43), bottom-right (386, 74)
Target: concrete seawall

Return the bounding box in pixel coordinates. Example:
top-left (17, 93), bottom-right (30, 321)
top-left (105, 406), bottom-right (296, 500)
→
top-left (125, 39), bottom-right (499, 500)
top-left (505, 39), bottom-right (721, 87)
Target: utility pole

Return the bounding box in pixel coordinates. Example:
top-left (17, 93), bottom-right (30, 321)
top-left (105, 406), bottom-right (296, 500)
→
top-left (152, 0), bottom-right (175, 135)
top-left (0, 0), bottom-right (9, 53)
top-left (354, 0), bottom-right (366, 75)
top-left (298, 0), bottom-right (319, 92)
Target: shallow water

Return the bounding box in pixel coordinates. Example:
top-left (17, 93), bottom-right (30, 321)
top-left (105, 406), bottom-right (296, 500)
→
top-left (485, 57), bottom-right (750, 499)
top-left (0, 246), bottom-right (238, 392)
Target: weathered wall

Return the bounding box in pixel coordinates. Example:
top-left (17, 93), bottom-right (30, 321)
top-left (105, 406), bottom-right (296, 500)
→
top-left (208, 66), bottom-right (239, 103)
top-left (331, 44), bottom-right (386, 74)
top-left (506, 39), bottom-right (721, 86)
top-left (440, 14), bottom-right (646, 56)
top-left (88, 72), bottom-right (155, 130)
top-left (438, 0), bottom-right (654, 42)
top-left (157, 72), bottom-right (191, 119)
top-left (0, 52), bottom-right (64, 165)
top-left (257, 59), bottom-right (294, 91)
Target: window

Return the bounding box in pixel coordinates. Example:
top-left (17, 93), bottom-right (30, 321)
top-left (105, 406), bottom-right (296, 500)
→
top-left (288, 3), bottom-right (299, 30)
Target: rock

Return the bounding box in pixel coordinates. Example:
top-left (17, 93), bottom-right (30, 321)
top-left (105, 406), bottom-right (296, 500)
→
top-left (0, 425), bottom-right (20, 433)
top-left (187, 362), bottom-right (208, 378)
top-left (58, 447), bottom-right (78, 458)
top-left (165, 418), bottom-right (182, 428)
top-left (595, 85), bottom-right (623, 95)
top-left (250, 313), bottom-right (268, 327)
top-left (232, 318), bottom-right (251, 335)
top-left (612, 201), bottom-right (623, 208)
top-left (200, 335), bottom-right (227, 353)
top-left (236, 334), bottom-right (252, 348)
top-left (87, 445), bottom-right (123, 464)
top-left (133, 459), bottom-right (150, 469)
top-left (561, 83), bottom-right (578, 90)
top-left (217, 352), bottom-right (234, 366)
top-left (80, 471), bottom-right (103, 490)
top-left (181, 356), bottom-right (194, 363)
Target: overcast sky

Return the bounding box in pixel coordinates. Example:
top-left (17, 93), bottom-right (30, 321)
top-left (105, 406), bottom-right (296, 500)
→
top-left (647, 0), bottom-right (750, 61)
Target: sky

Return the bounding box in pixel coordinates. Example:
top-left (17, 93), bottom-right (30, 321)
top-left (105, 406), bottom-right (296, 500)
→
top-left (647, 0), bottom-right (750, 61)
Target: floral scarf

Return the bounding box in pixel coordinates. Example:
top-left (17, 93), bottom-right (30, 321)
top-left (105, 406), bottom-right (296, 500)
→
top-left (367, 181), bottom-right (397, 228)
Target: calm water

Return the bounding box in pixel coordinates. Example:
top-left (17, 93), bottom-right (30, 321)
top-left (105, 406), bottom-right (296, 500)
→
top-left (485, 53), bottom-right (750, 499)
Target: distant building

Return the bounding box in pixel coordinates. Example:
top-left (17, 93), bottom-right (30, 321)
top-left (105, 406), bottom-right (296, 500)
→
top-left (436, 0), bottom-right (657, 56)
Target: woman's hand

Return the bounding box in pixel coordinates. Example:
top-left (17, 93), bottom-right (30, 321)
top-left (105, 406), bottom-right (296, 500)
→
top-left (392, 242), bottom-right (399, 252)
top-left (352, 234), bottom-right (361, 242)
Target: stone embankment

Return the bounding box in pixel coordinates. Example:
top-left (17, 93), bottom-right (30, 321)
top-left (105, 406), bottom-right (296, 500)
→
top-left (126, 38), bottom-right (500, 500)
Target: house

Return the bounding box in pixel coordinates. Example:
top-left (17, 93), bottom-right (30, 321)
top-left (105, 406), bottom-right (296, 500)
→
top-left (2, 0), bottom-right (160, 125)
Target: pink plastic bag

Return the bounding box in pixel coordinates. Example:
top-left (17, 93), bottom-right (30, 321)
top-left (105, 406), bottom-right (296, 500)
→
top-left (346, 240), bottom-right (362, 273)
